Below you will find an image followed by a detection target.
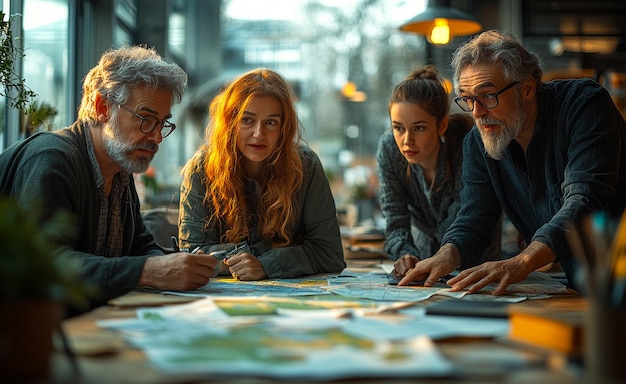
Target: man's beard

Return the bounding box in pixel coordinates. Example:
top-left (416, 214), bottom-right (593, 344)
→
top-left (103, 112), bottom-right (158, 173)
top-left (477, 101), bottom-right (526, 160)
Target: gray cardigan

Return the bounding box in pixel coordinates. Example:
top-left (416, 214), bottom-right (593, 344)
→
top-left (178, 146), bottom-right (345, 278)
top-left (0, 122), bottom-right (163, 308)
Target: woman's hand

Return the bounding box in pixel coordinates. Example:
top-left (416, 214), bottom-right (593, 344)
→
top-left (225, 253), bottom-right (267, 281)
top-left (398, 243), bottom-right (461, 287)
top-left (391, 254), bottom-right (420, 279)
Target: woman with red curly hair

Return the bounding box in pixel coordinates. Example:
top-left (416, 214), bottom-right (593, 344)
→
top-left (179, 68), bottom-right (345, 281)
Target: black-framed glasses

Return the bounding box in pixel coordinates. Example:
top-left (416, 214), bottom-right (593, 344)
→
top-left (454, 81), bottom-right (520, 112)
top-left (117, 104), bottom-right (176, 138)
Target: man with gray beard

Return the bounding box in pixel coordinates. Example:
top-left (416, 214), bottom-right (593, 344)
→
top-left (0, 46), bottom-right (218, 314)
top-left (399, 30), bottom-right (626, 295)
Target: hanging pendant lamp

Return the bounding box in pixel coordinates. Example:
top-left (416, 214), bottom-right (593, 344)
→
top-left (399, 0), bottom-right (482, 45)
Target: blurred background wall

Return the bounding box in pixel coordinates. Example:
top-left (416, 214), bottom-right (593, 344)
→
top-left (2, 0), bottom-right (625, 218)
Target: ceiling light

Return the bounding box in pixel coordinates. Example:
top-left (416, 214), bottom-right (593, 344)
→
top-left (399, 0), bottom-right (482, 45)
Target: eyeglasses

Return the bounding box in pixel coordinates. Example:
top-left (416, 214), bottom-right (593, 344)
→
top-left (117, 104), bottom-right (176, 138)
top-left (454, 81), bottom-right (520, 112)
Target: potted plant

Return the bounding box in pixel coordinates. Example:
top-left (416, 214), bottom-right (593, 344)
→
top-left (21, 99), bottom-right (58, 136)
top-left (1, 13), bottom-right (88, 379)
top-left (0, 197), bottom-right (89, 380)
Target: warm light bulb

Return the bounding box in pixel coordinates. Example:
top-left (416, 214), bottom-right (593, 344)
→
top-left (429, 18), bottom-right (450, 45)
top-left (342, 81), bottom-right (357, 98)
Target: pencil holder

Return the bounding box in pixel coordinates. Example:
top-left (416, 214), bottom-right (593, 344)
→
top-left (585, 298), bottom-right (626, 383)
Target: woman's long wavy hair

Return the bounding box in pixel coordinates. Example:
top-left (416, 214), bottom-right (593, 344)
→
top-left (189, 68), bottom-right (303, 246)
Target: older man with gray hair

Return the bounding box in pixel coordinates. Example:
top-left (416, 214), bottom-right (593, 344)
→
top-left (0, 46), bottom-right (217, 314)
top-left (399, 30), bottom-right (626, 295)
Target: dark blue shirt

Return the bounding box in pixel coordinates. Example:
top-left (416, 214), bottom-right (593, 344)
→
top-left (442, 79), bottom-right (626, 286)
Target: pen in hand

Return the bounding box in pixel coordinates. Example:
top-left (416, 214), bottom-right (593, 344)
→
top-left (210, 250), bottom-right (229, 260)
top-left (209, 250), bottom-right (229, 277)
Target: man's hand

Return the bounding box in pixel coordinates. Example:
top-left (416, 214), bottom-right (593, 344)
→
top-left (446, 257), bottom-right (529, 295)
top-left (225, 253), bottom-right (267, 281)
top-left (392, 254), bottom-right (420, 279)
top-left (398, 244), bottom-right (461, 287)
top-left (446, 241), bottom-right (556, 295)
top-left (139, 251), bottom-right (218, 291)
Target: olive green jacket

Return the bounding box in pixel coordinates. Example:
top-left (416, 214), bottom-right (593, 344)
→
top-left (179, 146), bottom-right (345, 278)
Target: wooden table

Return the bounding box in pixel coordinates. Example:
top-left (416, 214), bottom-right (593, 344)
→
top-left (49, 260), bottom-right (587, 383)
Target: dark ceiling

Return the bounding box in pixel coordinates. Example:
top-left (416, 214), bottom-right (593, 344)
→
top-left (521, 0), bottom-right (626, 77)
